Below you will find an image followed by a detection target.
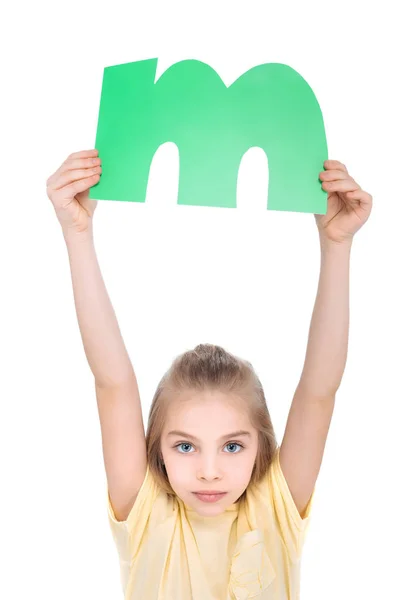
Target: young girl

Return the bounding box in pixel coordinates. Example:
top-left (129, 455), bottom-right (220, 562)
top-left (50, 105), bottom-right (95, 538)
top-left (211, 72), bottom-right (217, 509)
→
top-left (46, 150), bottom-right (373, 599)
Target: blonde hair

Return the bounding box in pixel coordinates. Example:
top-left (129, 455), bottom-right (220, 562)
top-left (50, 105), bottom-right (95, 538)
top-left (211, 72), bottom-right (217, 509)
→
top-left (145, 343), bottom-right (278, 503)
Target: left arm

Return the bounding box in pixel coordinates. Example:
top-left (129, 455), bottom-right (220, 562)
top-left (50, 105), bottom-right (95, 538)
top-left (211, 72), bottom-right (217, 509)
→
top-left (293, 238), bottom-right (352, 396)
top-left (280, 237), bottom-right (351, 517)
top-left (279, 160), bottom-right (373, 518)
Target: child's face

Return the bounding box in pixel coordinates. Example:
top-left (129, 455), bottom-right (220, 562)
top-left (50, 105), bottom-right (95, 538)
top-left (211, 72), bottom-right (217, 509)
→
top-left (160, 389), bottom-right (258, 516)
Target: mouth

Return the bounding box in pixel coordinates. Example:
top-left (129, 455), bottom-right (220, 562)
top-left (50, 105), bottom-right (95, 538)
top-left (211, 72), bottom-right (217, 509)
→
top-left (192, 492), bottom-right (227, 503)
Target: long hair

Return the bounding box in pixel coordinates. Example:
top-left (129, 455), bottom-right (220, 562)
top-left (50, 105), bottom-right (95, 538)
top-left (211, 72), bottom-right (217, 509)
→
top-left (145, 343), bottom-right (278, 503)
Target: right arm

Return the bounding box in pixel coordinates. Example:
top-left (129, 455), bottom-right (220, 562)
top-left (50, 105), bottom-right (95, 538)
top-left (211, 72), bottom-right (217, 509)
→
top-left (63, 228), bottom-right (147, 521)
top-left (63, 228), bottom-right (135, 388)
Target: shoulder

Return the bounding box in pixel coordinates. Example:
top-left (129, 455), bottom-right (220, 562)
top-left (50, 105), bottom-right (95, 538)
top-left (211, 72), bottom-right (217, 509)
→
top-left (107, 464), bottom-right (173, 531)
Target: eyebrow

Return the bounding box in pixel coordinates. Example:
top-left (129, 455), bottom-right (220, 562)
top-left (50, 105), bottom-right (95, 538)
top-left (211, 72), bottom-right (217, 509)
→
top-left (167, 430), bottom-right (252, 442)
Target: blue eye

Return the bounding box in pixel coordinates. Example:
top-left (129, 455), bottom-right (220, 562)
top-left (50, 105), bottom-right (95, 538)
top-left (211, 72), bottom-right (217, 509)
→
top-left (174, 442), bottom-right (244, 454)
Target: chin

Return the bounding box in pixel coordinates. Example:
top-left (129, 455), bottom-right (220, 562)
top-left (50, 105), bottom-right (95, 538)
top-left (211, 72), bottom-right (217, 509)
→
top-left (195, 503), bottom-right (226, 515)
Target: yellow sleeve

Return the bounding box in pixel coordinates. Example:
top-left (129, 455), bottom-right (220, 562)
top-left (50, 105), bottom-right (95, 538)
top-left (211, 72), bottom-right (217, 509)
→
top-left (267, 446), bottom-right (315, 562)
top-left (106, 464), bottom-right (161, 592)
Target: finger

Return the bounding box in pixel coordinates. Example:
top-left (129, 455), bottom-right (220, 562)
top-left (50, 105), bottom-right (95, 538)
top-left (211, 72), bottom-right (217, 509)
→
top-left (68, 149), bottom-right (98, 160)
top-left (319, 169), bottom-right (349, 181)
top-left (47, 157), bottom-right (101, 186)
top-left (50, 166), bottom-right (102, 191)
top-left (345, 189), bottom-right (373, 206)
top-left (321, 178), bottom-right (360, 193)
top-left (53, 173), bottom-right (100, 200)
top-left (323, 160), bottom-right (348, 174)
top-left (63, 156), bottom-right (101, 173)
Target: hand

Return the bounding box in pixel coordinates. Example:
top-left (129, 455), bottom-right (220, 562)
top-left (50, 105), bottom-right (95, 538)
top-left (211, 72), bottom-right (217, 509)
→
top-left (315, 160), bottom-right (373, 244)
top-left (46, 149), bottom-right (101, 235)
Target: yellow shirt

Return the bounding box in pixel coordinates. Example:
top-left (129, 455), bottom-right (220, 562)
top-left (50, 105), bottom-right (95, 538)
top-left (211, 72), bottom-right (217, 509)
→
top-left (106, 445), bottom-right (315, 599)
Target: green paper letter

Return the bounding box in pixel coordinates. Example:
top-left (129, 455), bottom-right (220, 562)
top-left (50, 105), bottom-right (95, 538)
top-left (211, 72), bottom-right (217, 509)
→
top-left (89, 59), bottom-right (328, 214)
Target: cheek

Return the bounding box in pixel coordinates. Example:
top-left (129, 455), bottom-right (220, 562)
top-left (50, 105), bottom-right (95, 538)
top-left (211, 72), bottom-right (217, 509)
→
top-left (235, 455), bottom-right (256, 480)
top-left (230, 449), bottom-right (258, 482)
top-left (164, 453), bottom-right (192, 481)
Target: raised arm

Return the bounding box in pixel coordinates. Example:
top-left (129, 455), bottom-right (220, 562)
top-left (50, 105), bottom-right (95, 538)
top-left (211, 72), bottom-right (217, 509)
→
top-left (47, 149), bottom-right (148, 521)
top-left (64, 228), bottom-right (147, 520)
top-left (279, 160), bottom-right (373, 519)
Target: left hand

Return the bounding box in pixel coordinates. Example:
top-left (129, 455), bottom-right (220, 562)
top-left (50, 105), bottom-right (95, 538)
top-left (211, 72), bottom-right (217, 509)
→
top-left (315, 160), bottom-right (373, 245)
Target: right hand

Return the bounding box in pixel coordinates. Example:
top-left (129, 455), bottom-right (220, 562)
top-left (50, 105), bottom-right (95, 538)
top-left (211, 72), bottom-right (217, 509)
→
top-left (46, 149), bottom-right (102, 236)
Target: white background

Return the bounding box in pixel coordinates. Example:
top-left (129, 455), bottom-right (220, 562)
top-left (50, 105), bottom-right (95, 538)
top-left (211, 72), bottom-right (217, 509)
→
top-left (2, 1), bottom-right (399, 598)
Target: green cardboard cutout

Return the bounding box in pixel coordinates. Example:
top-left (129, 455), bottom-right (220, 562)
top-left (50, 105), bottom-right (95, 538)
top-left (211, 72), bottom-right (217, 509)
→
top-left (89, 59), bottom-right (328, 214)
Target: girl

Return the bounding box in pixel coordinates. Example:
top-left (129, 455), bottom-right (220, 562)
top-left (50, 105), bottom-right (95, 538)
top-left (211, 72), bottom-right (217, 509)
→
top-left (46, 150), bottom-right (373, 599)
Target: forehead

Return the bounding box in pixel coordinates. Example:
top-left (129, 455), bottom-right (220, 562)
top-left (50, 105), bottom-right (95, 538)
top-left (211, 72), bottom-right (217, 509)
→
top-left (164, 389), bottom-right (252, 430)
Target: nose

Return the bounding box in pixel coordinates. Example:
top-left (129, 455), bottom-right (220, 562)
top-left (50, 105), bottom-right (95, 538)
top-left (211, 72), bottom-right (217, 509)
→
top-left (197, 456), bottom-right (223, 481)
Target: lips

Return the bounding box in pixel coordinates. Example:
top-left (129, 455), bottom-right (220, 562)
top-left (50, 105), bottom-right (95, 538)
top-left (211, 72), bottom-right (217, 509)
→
top-left (193, 491), bottom-right (227, 503)
top-left (194, 491), bottom-right (225, 495)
